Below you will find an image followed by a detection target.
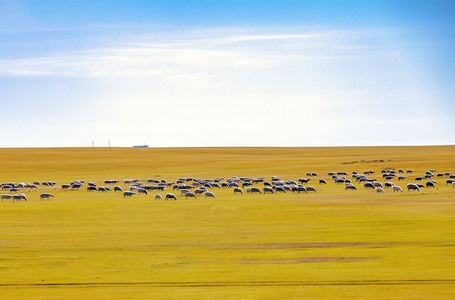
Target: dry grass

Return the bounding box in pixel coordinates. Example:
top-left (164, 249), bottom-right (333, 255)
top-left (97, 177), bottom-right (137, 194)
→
top-left (0, 146), bottom-right (454, 299)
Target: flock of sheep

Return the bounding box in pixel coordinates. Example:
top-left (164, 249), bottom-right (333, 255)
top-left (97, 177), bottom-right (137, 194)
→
top-left (1, 167), bottom-right (455, 202)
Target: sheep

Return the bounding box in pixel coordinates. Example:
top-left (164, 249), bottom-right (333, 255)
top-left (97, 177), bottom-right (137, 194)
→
top-left (71, 182), bottom-right (83, 190)
top-left (12, 193), bottom-right (27, 201)
top-left (104, 179), bottom-right (119, 185)
top-left (165, 193), bottom-right (177, 201)
top-left (242, 182), bottom-right (252, 188)
top-left (263, 187), bottom-right (275, 194)
top-left (392, 186), bottom-right (403, 193)
top-left (1, 194), bottom-right (12, 201)
top-left (319, 179), bottom-right (327, 184)
top-left (306, 186), bottom-right (317, 192)
top-left (154, 194), bottom-right (163, 200)
top-left (40, 193), bottom-right (54, 200)
top-left (274, 186), bottom-right (287, 193)
top-left (345, 184), bottom-right (357, 191)
top-left (294, 186), bottom-right (307, 193)
top-left (194, 188), bottom-right (207, 195)
top-left (25, 183), bottom-right (38, 191)
top-left (233, 187), bottom-right (243, 194)
top-left (425, 181), bottom-right (437, 188)
top-left (407, 184), bottom-right (420, 192)
top-left (364, 182), bottom-right (375, 189)
top-left (179, 189), bottom-right (191, 196)
top-left (298, 178), bottom-right (310, 184)
top-left (246, 187), bottom-right (261, 194)
top-left (375, 187), bottom-right (385, 193)
top-left (205, 191), bottom-right (216, 198)
top-left (2, 184), bottom-right (14, 191)
top-left (114, 186), bottom-right (123, 192)
top-left (373, 182), bottom-right (384, 189)
top-left (384, 182), bottom-right (395, 188)
top-left (137, 188), bottom-right (148, 195)
top-left (185, 192), bottom-right (197, 199)
top-left (87, 186), bottom-right (97, 192)
top-left (123, 191), bottom-right (136, 198)
top-left (335, 178), bottom-right (346, 184)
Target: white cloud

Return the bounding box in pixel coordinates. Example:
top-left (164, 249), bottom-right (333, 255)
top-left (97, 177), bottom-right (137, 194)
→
top-left (0, 27), bottom-right (376, 79)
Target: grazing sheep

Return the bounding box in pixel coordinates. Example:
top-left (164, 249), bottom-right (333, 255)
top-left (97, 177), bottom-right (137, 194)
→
top-left (298, 178), bottom-right (310, 184)
top-left (274, 186), bottom-right (287, 193)
top-left (335, 178), bottom-right (345, 184)
top-left (425, 181), bottom-right (437, 188)
top-left (12, 193), bottom-right (27, 201)
top-left (87, 186), bottom-right (98, 192)
top-left (123, 191), bottom-right (136, 198)
top-left (294, 186), bottom-right (307, 193)
top-left (319, 179), bottom-right (327, 184)
top-left (392, 186), bottom-right (403, 193)
top-left (165, 193), bottom-right (177, 201)
top-left (179, 189), bottom-right (191, 196)
top-left (40, 193), bottom-right (54, 200)
top-left (185, 192), bottom-right (197, 199)
top-left (205, 191), bottom-right (216, 198)
top-left (1, 194), bottom-right (12, 201)
top-left (364, 182), bottom-right (375, 189)
top-left (407, 184), bottom-right (420, 192)
top-left (306, 186), bottom-right (317, 192)
top-left (233, 187), bottom-right (243, 194)
top-left (375, 187), bottom-right (385, 193)
top-left (345, 184), bottom-right (357, 191)
top-left (104, 179), bottom-right (119, 185)
top-left (114, 186), bottom-right (123, 192)
top-left (154, 194), bottom-right (163, 200)
top-left (246, 187), bottom-right (262, 194)
top-left (137, 188), bottom-right (148, 195)
top-left (263, 187), bottom-right (275, 194)
top-left (242, 182), bottom-right (252, 188)
top-left (373, 182), bottom-right (384, 189)
top-left (384, 182), bottom-right (395, 188)
top-left (71, 183), bottom-right (83, 190)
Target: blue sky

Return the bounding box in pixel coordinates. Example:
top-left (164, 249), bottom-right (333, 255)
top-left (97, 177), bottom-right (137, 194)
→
top-left (1, 0), bottom-right (454, 147)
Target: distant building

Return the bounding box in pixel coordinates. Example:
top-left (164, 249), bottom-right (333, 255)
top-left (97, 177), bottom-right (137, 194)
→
top-left (133, 145), bottom-right (149, 148)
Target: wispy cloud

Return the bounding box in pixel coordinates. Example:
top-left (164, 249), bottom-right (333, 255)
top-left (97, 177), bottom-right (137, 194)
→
top-left (0, 28), bottom-right (377, 79)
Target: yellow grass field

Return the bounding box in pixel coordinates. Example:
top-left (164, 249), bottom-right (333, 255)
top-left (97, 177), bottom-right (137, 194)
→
top-left (0, 146), bottom-right (454, 299)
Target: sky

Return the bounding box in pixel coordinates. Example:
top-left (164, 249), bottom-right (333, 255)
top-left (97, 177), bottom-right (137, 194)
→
top-left (0, 0), bottom-right (454, 147)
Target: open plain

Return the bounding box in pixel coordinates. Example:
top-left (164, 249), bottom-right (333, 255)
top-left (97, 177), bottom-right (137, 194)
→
top-left (0, 146), bottom-right (454, 299)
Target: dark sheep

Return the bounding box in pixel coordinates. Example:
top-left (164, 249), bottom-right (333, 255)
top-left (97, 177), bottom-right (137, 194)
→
top-left (407, 184), bottom-right (420, 192)
top-left (345, 184), bottom-right (357, 191)
top-left (40, 193), bottom-right (54, 200)
top-left (165, 193), bottom-right (177, 200)
top-left (123, 191), bottom-right (136, 198)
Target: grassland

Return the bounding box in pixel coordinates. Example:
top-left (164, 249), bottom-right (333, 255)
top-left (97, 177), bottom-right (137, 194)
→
top-left (0, 146), bottom-right (454, 299)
